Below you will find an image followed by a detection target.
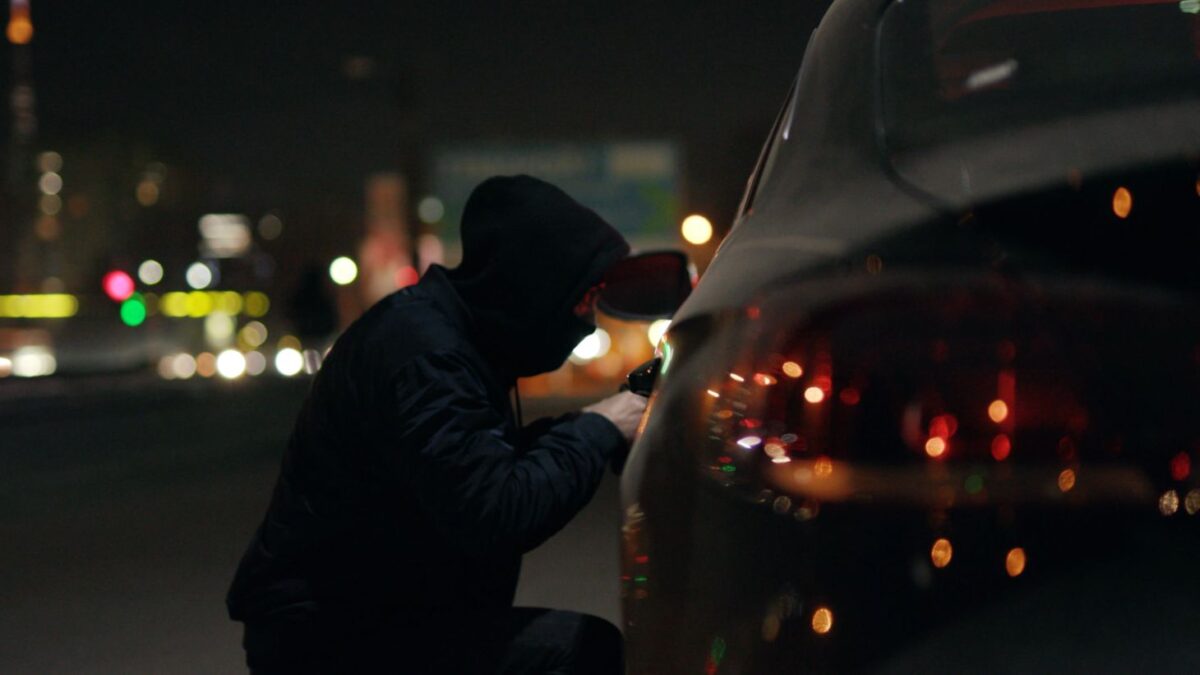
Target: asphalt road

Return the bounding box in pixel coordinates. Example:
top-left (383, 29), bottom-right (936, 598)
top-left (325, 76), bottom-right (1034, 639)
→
top-left (0, 377), bottom-right (620, 673)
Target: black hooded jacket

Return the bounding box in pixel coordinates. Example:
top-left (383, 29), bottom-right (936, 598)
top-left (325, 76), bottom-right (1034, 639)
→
top-left (226, 176), bottom-right (630, 646)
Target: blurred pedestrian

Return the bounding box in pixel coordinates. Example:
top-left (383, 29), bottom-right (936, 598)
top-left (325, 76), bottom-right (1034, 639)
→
top-left (227, 175), bottom-right (643, 674)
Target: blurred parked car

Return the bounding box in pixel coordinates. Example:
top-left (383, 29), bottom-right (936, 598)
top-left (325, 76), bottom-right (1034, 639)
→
top-left (620, 0), bottom-right (1200, 671)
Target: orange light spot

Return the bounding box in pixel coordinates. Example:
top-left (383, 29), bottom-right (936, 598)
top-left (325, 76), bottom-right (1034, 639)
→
top-left (1057, 468), bottom-right (1076, 493)
top-left (804, 387), bottom-right (825, 404)
top-left (1006, 548), bottom-right (1026, 577)
top-left (782, 361), bottom-right (803, 378)
top-left (1112, 187), bottom-right (1132, 219)
top-left (811, 607), bottom-right (833, 635)
top-left (991, 434), bottom-right (1012, 461)
top-left (925, 437), bottom-right (947, 458)
top-left (763, 442), bottom-right (786, 458)
top-left (930, 538), bottom-right (953, 568)
top-left (988, 399), bottom-right (1009, 423)
top-left (6, 16), bottom-right (32, 45)
top-left (813, 456), bottom-right (834, 478)
top-left (753, 373), bottom-right (777, 386)
top-left (839, 387), bottom-right (861, 405)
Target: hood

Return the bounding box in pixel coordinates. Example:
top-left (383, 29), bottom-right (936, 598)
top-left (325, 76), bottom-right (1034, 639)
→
top-left (446, 175), bottom-right (630, 379)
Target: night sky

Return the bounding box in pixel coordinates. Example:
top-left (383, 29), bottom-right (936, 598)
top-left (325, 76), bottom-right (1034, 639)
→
top-left (10, 1), bottom-right (830, 230)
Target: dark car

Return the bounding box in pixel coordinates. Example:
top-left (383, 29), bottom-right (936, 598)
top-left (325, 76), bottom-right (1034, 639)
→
top-left (620, 0), bottom-right (1200, 672)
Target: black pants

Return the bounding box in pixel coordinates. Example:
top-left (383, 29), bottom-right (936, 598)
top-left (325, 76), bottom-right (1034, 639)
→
top-left (245, 607), bottom-right (623, 674)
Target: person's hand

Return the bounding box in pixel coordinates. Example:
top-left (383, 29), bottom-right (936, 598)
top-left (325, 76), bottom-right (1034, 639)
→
top-left (583, 391), bottom-right (648, 444)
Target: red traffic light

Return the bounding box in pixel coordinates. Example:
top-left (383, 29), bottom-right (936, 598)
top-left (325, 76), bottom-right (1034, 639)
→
top-left (102, 270), bottom-right (135, 302)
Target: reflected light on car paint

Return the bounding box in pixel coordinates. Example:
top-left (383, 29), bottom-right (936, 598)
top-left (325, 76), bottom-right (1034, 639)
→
top-left (1112, 186), bottom-right (1133, 218)
top-left (1169, 452), bottom-right (1190, 481)
top-left (737, 436), bottom-right (763, 449)
top-left (988, 399), bottom-right (1009, 423)
top-left (811, 607), bottom-right (833, 635)
top-left (930, 538), bottom-right (953, 568)
top-left (647, 319), bottom-right (670, 347)
top-left (1159, 489), bottom-right (1180, 516)
top-left (990, 434), bottom-right (1012, 461)
top-left (813, 456), bottom-right (833, 478)
top-left (1185, 489), bottom-right (1200, 516)
top-left (804, 386), bottom-right (825, 403)
top-left (1057, 468), bottom-right (1077, 493)
top-left (1005, 548), bottom-right (1027, 577)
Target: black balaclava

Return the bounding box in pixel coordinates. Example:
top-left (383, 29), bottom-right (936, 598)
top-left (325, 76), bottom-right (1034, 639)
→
top-left (446, 175), bottom-right (630, 380)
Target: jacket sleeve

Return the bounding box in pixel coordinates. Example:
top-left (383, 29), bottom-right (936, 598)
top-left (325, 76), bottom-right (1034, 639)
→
top-left (384, 349), bottom-right (626, 557)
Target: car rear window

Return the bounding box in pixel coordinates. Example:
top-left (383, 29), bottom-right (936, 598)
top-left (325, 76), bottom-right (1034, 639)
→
top-left (880, 0), bottom-right (1200, 151)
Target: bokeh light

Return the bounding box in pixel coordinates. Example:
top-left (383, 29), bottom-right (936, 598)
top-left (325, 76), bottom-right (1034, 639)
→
top-left (1112, 187), bottom-right (1132, 218)
top-left (417, 196), bottom-right (445, 224)
top-left (38, 172), bottom-right (62, 195)
top-left (1006, 548), bottom-right (1027, 577)
top-left (275, 348), bottom-right (304, 376)
top-left (216, 350), bottom-right (247, 379)
top-left (782, 361), bottom-right (803, 378)
top-left (329, 256), bottom-right (359, 285)
top-left (195, 352), bottom-right (217, 378)
top-left (103, 270), bottom-right (135, 302)
top-left (186, 262), bottom-right (214, 289)
top-left (138, 260), bottom-right (164, 285)
top-left (245, 351), bottom-right (267, 376)
top-left (931, 538), bottom-right (953, 568)
top-left (681, 214), bottom-right (713, 245)
top-left (119, 294), bottom-right (147, 327)
top-left (811, 607), bottom-right (833, 635)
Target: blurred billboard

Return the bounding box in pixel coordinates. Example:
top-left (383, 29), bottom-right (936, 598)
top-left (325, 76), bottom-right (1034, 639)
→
top-left (430, 141), bottom-right (680, 247)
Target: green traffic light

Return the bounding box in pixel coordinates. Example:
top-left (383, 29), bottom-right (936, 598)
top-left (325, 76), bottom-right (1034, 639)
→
top-left (120, 294), bottom-right (147, 327)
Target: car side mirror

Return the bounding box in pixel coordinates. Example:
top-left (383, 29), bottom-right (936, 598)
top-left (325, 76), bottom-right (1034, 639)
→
top-left (598, 250), bottom-right (694, 321)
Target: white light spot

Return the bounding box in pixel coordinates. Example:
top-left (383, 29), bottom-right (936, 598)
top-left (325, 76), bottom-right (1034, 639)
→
top-left (216, 350), bottom-right (247, 379)
top-left (186, 262), bottom-right (214, 289)
top-left (738, 436), bottom-right (763, 449)
top-left (275, 348), bottom-right (304, 376)
top-left (681, 214), bottom-right (713, 245)
top-left (570, 328), bottom-right (611, 363)
top-left (138, 259), bottom-right (164, 285)
top-left (38, 172), bottom-right (62, 195)
top-left (647, 319), bottom-right (671, 347)
top-left (329, 256), bottom-right (358, 285)
top-left (12, 346), bottom-right (56, 377)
